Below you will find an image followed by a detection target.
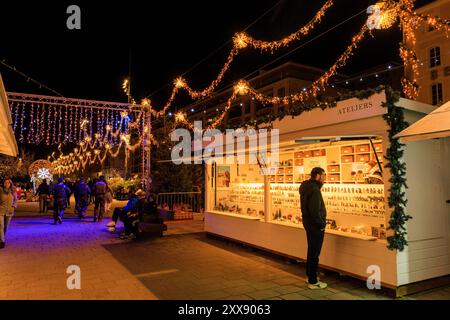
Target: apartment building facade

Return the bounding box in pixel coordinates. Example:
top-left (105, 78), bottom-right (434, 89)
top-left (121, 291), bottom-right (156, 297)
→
top-left (404, 0), bottom-right (450, 106)
top-left (183, 62), bottom-right (344, 128)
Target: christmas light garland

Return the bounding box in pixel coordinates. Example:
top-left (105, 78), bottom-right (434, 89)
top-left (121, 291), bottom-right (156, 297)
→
top-left (52, 132), bottom-right (144, 175)
top-left (147, 0), bottom-right (335, 117)
top-left (171, 22), bottom-right (369, 132)
top-left (27, 103), bottom-right (35, 144)
top-left (12, 102), bottom-right (19, 132)
top-left (165, 0), bottom-right (450, 131)
top-left (19, 102), bottom-right (25, 143)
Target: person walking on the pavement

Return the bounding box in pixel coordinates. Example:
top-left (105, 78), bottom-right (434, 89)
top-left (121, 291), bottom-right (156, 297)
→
top-left (104, 181), bottom-right (113, 217)
top-left (88, 179), bottom-right (96, 204)
top-left (0, 178), bottom-right (18, 249)
top-left (51, 177), bottom-right (71, 225)
top-left (36, 179), bottom-right (50, 213)
top-left (92, 176), bottom-right (110, 222)
top-left (299, 167), bottom-right (328, 290)
top-left (65, 181), bottom-right (73, 208)
top-left (74, 178), bottom-right (91, 219)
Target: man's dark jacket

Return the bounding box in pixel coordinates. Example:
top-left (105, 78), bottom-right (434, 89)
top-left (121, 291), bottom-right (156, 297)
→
top-left (74, 182), bottom-right (91, 199)
top-left (37, 183), bottom-right (50, 195)
top-left (299, 179), bottom-right (327, 230)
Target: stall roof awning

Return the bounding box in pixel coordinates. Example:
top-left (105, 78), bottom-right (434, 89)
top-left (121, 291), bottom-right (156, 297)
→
top-left (0, 74), bottom-right (18, 157)
top-left (394, 100), bottom-right (450, 142)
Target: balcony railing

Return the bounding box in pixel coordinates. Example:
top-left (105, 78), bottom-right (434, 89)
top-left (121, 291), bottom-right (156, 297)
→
top-left (156, 192), bottom-right (203, 213)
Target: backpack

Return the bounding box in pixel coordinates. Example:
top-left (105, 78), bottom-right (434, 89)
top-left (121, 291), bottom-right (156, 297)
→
top-left (52, 184), bottom-right (66, 199)
top-left (75, 183), bottom-right (89, 197)
top-left (95, 181), bottom-right (107, 195)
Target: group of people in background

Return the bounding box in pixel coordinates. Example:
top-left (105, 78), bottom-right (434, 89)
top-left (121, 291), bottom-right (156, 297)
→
top-left (0, 174), bottom-right (162, 246)
top-left (45, 176), bottom-right (114, 224)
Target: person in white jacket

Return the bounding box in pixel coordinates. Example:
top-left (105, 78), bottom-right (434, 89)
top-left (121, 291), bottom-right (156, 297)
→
top-left (0, 178), bottom-right (18, 249)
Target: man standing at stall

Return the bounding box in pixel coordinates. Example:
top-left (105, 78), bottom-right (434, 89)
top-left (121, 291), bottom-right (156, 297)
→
top-left (299, 167), bottom-right (328, 289)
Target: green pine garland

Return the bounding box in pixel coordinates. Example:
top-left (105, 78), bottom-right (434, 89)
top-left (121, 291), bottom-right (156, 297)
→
top-left (382, 87), bottom-right (412, 251)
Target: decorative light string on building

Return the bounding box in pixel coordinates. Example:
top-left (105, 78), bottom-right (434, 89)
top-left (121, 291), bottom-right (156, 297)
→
top-left (142, 0), bottom-right (335, 117)
top-left (9, 0), bottom-right (450, 139)
top-left (162, 0), bottom-right (450, 131)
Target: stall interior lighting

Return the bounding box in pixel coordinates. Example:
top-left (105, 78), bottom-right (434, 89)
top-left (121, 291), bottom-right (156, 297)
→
top-left (295, 135), bottom-right (378, 143)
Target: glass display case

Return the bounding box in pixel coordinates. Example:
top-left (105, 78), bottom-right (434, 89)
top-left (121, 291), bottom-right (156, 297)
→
top-left (207, 138), bottom-right (387, 239)
top-left (211, 163), bottom-right (265, 220)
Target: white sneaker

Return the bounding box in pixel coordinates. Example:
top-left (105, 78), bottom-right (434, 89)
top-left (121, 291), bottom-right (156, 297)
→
top-left (106, 221), bottom-right (116, 227)
top-left (308, 281), bottom-right (327, 290)
top-left (305, 277), bottom-right (320, 284)
top-left (107, 227), bottom-right (116, 233)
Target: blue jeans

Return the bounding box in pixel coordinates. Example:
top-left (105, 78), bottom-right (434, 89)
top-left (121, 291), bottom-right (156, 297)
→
top-left (75, 196), bottom-right (89, 218)
top-left (53, 198), bottom-right (67, 222)
top-left (304, 225), bottom-right (325, 284)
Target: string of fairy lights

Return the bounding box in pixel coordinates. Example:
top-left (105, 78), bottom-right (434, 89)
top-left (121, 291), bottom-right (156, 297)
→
top-left (7, 95), bottom-right (144, 146)
top-left (168, 19), bottom-right (371, 130)
top-left (51, 131), bottom-right (144, 175)
top-left (7, 0), bottom-right (450, 174)
top-left (142, 0), bottom-right (450, 132)
top-left (140, 0), bottom-right (335, 119)
top-left (7, 92), bottom-right (152, 174)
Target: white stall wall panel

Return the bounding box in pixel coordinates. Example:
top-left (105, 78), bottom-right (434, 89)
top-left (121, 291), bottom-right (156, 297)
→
top-left (399, 237), bottom-right (449, 252)
top-left (398, 266), bottom-right (450, 286)
top-left (404, 140), bottom-right (446, 240)
top-left (397, 138), bottom-right (450, 286)
top-left (205, 214), bottom-right (267, 247)
top-left (443, 137), bottom-right (450, 241)
top-left (397, 244), bottom-right (450, 263)
top-left (398, 255), bottom-right (450, 274)
top-left (205, 213), bottom-right (398, 286)
top-left (265, 224), bottom-right (307, 257)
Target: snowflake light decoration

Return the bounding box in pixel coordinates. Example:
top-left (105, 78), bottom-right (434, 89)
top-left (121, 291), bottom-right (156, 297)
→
top-left (37, 168), bottom-right (52, 180)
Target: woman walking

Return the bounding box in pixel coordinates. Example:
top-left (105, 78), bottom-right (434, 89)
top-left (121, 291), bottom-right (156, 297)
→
top-left (104, 182), bottom-right (113, 217)
top-left (0, 178), bottom-right (18, 249)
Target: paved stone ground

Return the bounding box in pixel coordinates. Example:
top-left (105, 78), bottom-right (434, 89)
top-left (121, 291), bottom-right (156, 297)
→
top-left (1, 201), bottom-right (449, 300)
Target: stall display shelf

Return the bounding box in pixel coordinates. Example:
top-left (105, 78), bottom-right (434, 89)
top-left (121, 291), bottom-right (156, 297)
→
top-left (268, 219), bottom-right (378, 241)
top-left (209, 210), bottom-right (262, 221)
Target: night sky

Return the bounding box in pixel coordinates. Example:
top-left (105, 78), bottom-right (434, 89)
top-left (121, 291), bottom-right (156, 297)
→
top-left (0, 0), bottom-right (434, 111)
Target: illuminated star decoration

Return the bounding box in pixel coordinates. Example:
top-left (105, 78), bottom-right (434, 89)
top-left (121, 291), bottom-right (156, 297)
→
top-left (366, 2), bottom-right (398, 30)
top-left (37, 168), bottom-right (52, 180)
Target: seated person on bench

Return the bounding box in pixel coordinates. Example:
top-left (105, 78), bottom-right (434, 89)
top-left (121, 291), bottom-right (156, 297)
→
top-left (107, 189), bottom-right (146, 232)
top-left (137, 194), bottom-right (163, 224)
top-left (122, 194), bottom-right (165, 239)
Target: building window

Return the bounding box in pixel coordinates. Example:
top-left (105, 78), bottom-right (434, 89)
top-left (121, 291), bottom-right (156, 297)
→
top-left (277, 87), bottom-right (286, 97)
top-left (228, 105), bottom-right (241, 119)
top-left (255, 101), bottom-right (264, 111)
top-left (243, 102), bottom-right (250, 114)
top-left (262, 88), bottom-right (274, 97)
top-left (429, 47), bottom-right (441, 68)
top-left (431, 83), bottom-right (443, 105)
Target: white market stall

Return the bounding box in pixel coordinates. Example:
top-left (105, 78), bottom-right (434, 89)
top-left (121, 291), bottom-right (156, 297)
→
top-left (394, 100), bottom-right (450, 142)
top-left (204, 89), bottom-right (450, 295)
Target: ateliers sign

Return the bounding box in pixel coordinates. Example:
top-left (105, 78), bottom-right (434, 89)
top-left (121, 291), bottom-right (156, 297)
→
top-left (272, 91), bottom-right (386, 136)
top-left (337, 100), bottom-right (374, 116)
